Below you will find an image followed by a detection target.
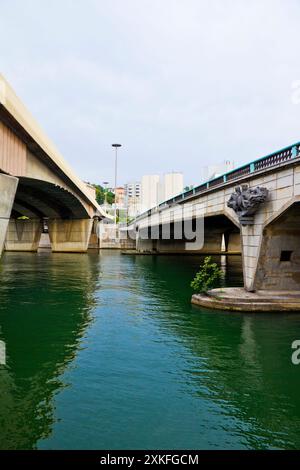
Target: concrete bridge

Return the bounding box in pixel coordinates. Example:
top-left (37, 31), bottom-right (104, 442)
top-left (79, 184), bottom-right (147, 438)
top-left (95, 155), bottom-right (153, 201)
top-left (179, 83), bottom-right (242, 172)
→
top-left (130, 141), bottom-right (300, 307)
top-left (0, 75), bottom-right (107, 255)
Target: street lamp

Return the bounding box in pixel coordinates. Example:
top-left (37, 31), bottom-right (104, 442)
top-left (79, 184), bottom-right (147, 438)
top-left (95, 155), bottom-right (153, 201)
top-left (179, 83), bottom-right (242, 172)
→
top-left (112, 143), bottom-right (122, 224)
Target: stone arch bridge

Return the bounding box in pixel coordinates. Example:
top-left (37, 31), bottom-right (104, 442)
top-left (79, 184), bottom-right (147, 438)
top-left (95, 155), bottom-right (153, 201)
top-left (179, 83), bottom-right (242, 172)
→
top-left (130, 142), bottom-right (300, 295)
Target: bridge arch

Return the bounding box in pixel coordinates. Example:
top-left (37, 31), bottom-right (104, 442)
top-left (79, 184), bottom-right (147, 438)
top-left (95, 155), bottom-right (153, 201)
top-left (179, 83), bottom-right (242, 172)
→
top-left (11, 177), bottom-right (91, 220)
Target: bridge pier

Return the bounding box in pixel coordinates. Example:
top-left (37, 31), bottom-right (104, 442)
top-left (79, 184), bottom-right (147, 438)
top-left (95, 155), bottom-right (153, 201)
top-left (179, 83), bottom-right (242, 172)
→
top-left (240, 224), bottom-right (262, 291)
top-left (225, 231), bottom-right (241, 253)
top-left (202, 227), bottom-right (223, 253)
top-left (48, 219), bottom-right (93, 253)
top-left (193, 201), bottom-right (300, 310)
top-left (136, 235), bottom-right (155, 252)
top-left (5, 219), bottom-right (42, 252)
top-left (0, 174), bottom-right (19, 257)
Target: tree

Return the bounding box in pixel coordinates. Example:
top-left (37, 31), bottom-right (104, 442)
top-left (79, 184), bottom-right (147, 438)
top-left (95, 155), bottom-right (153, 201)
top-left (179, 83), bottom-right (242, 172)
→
top-left (91, 184), bottom-right (115, 205)
top-left (93, 184), bottom-right (104, 205)
top-left (190, 256), bottom-right (223, 294)
top-left (106, 190), bottom-right (115, 205)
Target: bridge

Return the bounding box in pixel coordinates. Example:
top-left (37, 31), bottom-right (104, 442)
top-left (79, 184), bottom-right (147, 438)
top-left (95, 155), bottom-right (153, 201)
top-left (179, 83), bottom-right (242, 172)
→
top-left (130, 141), bottom-right (300, 308)
top-left (0, 75), bottom-right (107, 255)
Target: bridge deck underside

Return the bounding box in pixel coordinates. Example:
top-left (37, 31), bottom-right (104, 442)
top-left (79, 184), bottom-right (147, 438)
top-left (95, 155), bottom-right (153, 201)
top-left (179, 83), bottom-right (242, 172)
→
top-left (11, 177), bottom-right (90, 219)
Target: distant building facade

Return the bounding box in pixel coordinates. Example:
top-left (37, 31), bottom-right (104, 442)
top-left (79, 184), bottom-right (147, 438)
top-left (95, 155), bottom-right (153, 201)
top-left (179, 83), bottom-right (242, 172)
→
top-left (124, 182), bottom-right (141, 217)
top-left (141, 175), bottom-right (160, 211)
top-left (115, 186), bottom-right (125, 207)
top-left (141, 172), bottom-right (184, 211)
top-left (201, 160), bottom-right (235, 182)
top-left (162, 172), bottom-right (184, 202)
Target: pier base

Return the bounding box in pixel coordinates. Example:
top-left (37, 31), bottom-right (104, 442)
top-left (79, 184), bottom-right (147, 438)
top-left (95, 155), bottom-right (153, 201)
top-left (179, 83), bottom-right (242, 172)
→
top-left (5, 219), bottom-right (42, 251)
top-left (0, 174), bottom-right (19, 256)
top-left (48, 219), bottom-right (93, 253)
top-left (192, 288), bottom-right (300, 312)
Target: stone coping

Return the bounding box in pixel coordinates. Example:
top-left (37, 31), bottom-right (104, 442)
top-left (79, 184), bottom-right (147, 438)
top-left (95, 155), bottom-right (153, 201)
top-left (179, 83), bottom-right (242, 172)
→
top-left (192, 288), bottom-right (300, 312)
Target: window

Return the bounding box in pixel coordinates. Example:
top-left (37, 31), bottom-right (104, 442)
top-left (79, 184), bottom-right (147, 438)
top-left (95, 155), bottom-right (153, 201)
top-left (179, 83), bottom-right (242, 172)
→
top-left (280, 250), bottom-right (293, 262)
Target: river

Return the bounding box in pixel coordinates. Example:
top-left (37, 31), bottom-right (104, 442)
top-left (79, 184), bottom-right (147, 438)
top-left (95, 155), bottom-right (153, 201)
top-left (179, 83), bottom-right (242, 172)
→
top-left (0, 250), bottom-right (300, 449)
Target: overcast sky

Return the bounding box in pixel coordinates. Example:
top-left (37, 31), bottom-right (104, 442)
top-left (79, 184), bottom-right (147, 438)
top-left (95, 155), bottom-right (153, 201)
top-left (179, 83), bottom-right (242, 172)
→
top-left (1, 0), bottom-right (300, 187)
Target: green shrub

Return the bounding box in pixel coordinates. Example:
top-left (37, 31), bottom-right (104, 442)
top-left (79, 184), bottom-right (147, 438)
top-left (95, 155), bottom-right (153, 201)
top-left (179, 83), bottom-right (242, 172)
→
top-left (191, 256), bottom-right (223, 294)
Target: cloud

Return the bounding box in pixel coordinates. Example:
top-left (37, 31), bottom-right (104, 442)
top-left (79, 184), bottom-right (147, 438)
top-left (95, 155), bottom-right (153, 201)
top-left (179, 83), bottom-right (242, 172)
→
top-left (1, 0), bottom-right (300, 186)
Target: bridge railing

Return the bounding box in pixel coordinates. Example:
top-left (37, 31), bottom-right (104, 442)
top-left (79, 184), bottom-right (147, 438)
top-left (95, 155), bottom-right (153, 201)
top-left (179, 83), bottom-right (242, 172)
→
top-left (135, 141), bottom-right (300, 221)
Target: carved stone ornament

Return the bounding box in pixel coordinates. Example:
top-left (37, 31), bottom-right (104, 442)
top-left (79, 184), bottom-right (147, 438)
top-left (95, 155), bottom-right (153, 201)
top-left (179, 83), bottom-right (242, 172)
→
top-left (227, 184), bottom-right (268, 225)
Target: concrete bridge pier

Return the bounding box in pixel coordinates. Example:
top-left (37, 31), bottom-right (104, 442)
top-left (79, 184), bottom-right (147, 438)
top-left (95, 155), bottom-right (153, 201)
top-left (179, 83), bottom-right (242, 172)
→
top-left (48, 218), bottom-right (93, 253)
top-left (240, 223), bottom-right (264, 291)
top-left (4, 219), bottom-right (42, 252)
top-left (202, 227), bottom-right (224, 253)
top-left (136, 233), bottom-right (155, 252)
top-left (193, 200), bottom-right (300, 311)
top-left (224, 230), bottom-right (241, 253)
top-left (0, 174), bottom-right (19, 256)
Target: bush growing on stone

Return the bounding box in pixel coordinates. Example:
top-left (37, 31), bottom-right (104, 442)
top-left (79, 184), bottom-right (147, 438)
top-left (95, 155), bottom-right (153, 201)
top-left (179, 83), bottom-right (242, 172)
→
top-left (191, 256), bottom-right (223, 294)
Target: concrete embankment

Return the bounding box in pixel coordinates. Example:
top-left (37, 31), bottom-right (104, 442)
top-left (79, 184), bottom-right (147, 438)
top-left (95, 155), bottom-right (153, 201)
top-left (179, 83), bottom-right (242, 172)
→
top-left (192, 287), bottom-right (300, 312)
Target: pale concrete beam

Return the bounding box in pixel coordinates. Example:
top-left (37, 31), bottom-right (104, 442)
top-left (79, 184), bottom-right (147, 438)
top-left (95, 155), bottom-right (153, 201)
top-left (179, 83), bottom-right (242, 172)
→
top-left (5, 219), bottom-right (42, 252)
top-left (0, 174), bottom-right (19, 256)
top-left (136, 237), bottom-right (155, 252)
top-left (227, 232), bottom-right (241, 252)
top-left (48, 219), bottom-right (93, 253)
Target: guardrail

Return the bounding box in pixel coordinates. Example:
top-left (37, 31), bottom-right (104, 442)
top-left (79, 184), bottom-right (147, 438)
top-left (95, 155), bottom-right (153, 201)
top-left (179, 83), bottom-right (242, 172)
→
top-left (134, 141), bottom-right (300, 222)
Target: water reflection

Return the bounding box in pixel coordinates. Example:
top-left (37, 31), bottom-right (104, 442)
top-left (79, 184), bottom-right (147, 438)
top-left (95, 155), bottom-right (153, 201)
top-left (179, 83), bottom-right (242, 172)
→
top-left (131, 254), bottom-right (300, 449)
top-left (0, 251), bottom-right (300, 449)
top-left (0, 252), bottom-right (99, 449)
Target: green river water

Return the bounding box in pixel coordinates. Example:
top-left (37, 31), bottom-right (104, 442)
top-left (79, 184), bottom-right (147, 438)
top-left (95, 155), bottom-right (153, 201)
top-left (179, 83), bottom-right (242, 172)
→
top-left (0, 250), bottom-right (300, 450)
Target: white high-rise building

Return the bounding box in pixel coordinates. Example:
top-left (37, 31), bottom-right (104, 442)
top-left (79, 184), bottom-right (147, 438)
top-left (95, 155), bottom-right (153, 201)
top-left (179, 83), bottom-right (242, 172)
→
top-left (201, 160), bottom-right (235, 183)
top-left (141, 173), bottom-right (184, 210)
top-left (141, 175), bottom-right (160, 211)
top-left (124, 182), bottom-right (141, 199)
top-left (163, 172), bottom-right (184, 201)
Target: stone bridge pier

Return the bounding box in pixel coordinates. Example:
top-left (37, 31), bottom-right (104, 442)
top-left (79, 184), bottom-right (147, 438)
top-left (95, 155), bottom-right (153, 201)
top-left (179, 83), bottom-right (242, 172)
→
top-left (3, 217), bottom-right (94, 253)
top-left (0, 174), bottom-right (19, 254)
top-left (5, 219), bottom-right (42, 252)
top-left (193, 170), bottom-right (300, 310)
top-left (47, 219), bottom-right (93, 253)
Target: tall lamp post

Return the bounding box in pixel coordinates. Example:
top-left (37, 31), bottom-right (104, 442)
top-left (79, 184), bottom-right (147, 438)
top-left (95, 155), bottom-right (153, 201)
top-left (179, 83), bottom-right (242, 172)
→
top-left (112, 143), bottom-right (122, 225)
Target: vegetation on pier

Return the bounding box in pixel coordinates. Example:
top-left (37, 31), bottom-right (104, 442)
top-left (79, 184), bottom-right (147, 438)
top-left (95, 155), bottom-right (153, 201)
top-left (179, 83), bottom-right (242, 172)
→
top-left (191, 256), bottom-right (223, 294)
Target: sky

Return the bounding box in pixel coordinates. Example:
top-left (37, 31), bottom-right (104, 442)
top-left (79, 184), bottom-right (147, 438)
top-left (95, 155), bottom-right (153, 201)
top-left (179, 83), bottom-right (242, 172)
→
top-left (1, 0), bottom-right (300, 187)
